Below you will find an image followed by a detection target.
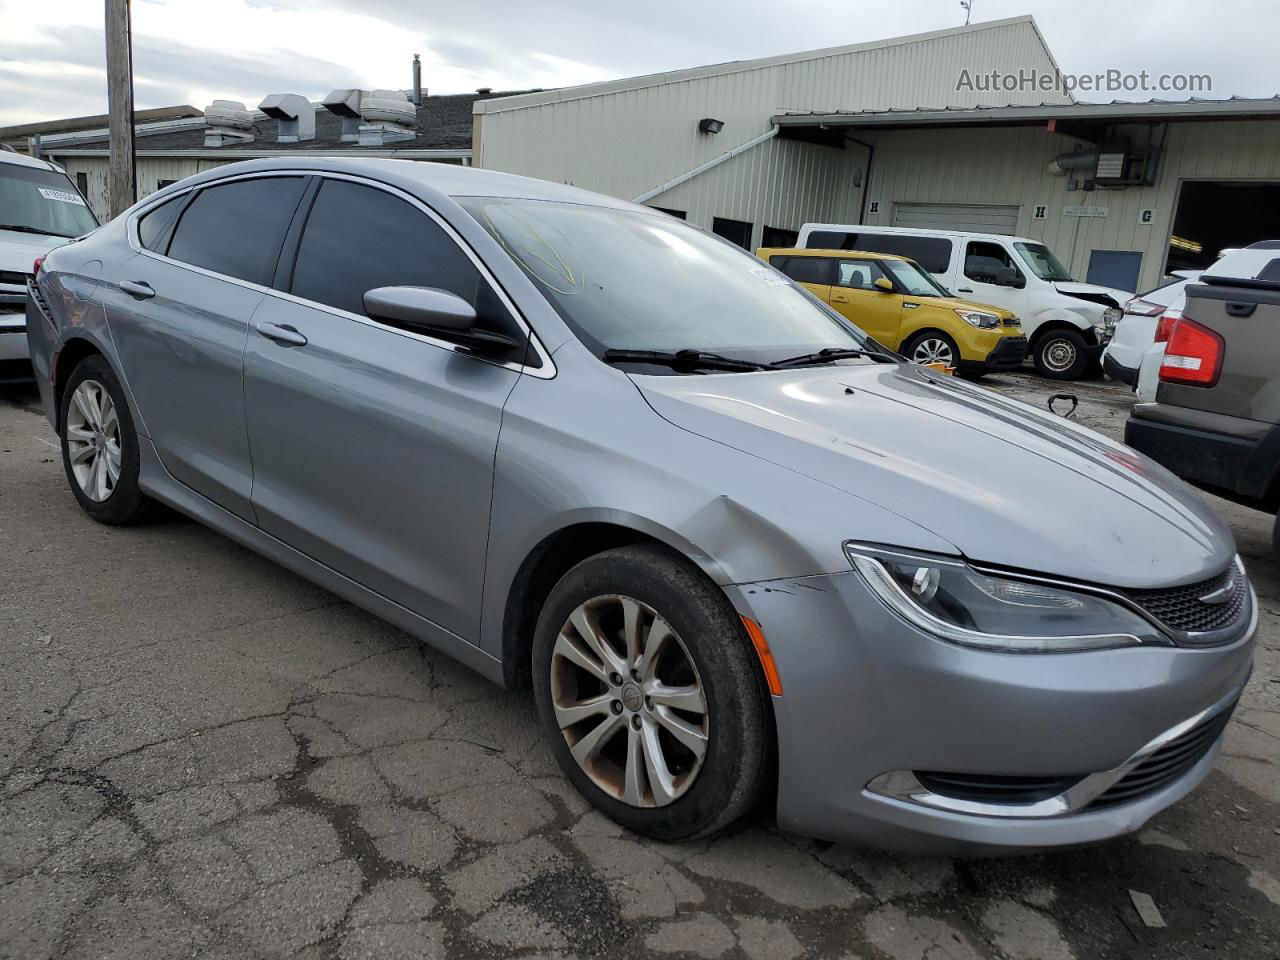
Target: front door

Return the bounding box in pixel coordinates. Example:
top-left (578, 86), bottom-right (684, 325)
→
top-left (830, 258), bottom-right (904, 347)
top-left (956, 240), bottom-right (1029, 316)
top-left (242, 177), bottom-right (525, 641)
top-left (106, 175), bottom-right (309, 521)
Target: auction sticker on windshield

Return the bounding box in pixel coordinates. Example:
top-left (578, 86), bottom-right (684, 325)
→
top-left (38, 187), bottom-right (87, 205)
top-left (752, 267), bottom-right (788, 286)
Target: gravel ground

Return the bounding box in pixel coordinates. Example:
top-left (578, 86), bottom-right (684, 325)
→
top-left (1, 371), bottom-right (1277, 960)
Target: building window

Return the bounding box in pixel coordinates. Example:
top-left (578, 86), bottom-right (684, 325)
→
top-left (75, 172), bottom-right (88, 195)
top-left (712, 217), bottom-right (753, 250)
top-left (157, 179), bottom-right (177, 189)
top-left (650, 206), bottom-right (686, 220)
top-left (762, 226), bottom-right (798, 248)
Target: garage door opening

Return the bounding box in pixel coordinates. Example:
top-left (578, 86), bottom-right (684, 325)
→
top-left (1167, 181), bottom-right (1280, 273)
top-left (893, 202), bottom-right (1020, 235)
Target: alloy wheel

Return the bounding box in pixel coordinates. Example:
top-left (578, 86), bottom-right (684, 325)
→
top-left (550, 595), bottom-right (709, 807)
top-left (65, 379), bottom-right (121, 502)
top-left (911, 338), bottom-right (955, 367)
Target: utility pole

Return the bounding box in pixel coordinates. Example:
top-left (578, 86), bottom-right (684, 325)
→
top-left (105, 0), bottom-right (136, 218)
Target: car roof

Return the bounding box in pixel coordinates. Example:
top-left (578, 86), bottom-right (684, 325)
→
top-left (758, 247), bottom-right (909, 262)
top-left (168, 156), bottom-right (647, 212)
top-left (802, 223), bottom-right (1035, 245)
top-left (0, 149), bottom-right (65, 173)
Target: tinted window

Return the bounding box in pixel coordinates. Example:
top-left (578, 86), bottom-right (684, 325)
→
top-left (965, 241), bottom-right (1023, 284)
top-left (168, 177), bottom-right (306, 285)
top-left (770, 256), bottom-right (833, 285)
top-left (836, 259), bottom-right (889, 290)
top-left (137, 195), bottom-right (184, 252)
top-left (804, 231), bottom-right (952, 273)
top-left (290, 179), bottom-right (488, 322)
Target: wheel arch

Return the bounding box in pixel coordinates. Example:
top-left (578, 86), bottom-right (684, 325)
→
top-left (1028, 316), bottom-right (1099, 349)
top-left (52, 336), bottom-right (107, 434)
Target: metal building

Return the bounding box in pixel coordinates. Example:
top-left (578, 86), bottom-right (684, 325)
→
top-left (472, 16), bottom-right (1071, 249)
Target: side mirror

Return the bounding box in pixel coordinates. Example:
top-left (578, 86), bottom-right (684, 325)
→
top-left (362, 286), bottom-right (520, 354)
top-left (996, 266), bottom-right (1025, 289)
top-left (873, 276), bottom-right (895, 293)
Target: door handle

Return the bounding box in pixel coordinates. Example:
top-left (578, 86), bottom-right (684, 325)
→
top-left (957, 287), bottom-right (974, 293)
top-left (119, 280), bottom-right (155, 300)
top-left (831, 293), bottom-right (850, 303)
top-left (255, 321), bottom-right (308, 347)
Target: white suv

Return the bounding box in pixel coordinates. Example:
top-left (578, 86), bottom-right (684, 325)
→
top-left (0, 148), bottom-right (99, 364)
top-left (798, 223), bottom-right (1131, 380)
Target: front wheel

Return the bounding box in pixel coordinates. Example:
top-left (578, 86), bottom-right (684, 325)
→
top-left (902, 331), bottom-right (960, 370)
top-left (532, 545), bottom-right (769, 841)
top-left (1033, 329), bottom-right (1088, 380)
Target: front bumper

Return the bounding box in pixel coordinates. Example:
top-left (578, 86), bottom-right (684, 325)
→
top-left (729, 568), bottom-right (1254, 854)
top-left (0, 298), bottom-right (28, 362)
top-left (959, 335), bottom-right (1028, 374)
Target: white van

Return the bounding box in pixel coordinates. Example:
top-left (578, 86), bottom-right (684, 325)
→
top-left (797, 223), bottom-right (1132, 380)
top-left (0, 148), bottom-right (99, 365)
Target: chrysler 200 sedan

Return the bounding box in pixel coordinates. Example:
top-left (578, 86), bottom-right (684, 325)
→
top-left (26, 159), bottom-right (1254, 853)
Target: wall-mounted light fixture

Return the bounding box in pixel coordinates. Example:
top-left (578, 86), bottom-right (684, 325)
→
top-left (698, 117), bottom-right (724, 134)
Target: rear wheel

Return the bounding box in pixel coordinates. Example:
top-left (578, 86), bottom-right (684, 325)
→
top-left (902, 331), bottom-right (959, 370)
top-left (1033, 328), bottom-right (1088, 380)
top-left (532, 544), bottom-right (768, 841)
top-left (59, 355), bottom-right (155, 525)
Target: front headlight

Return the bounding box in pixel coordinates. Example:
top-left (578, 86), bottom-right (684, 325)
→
top-left (1104, 306), bottom-right (1123, 327)
top-left (844, 543), bottom-right (1170, 653)
top-left (954, 308), bottom-right (1000, 329)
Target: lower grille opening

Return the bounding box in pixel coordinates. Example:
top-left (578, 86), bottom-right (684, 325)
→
top-left (914, 771), bottom-right (1083, 805)
top-left (1089, 707), bottom-right (1233, 809)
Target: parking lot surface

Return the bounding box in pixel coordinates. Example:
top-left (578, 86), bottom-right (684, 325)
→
top-left (2, 372), bottom-right (1278, 960)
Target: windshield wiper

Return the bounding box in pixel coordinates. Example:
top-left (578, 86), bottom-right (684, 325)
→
top-left (772, 347), bottom-right (893, 368)
top-left (602, 348), bottom-right (773, 373)
top-left (0, 224), bottom-right (74, 238)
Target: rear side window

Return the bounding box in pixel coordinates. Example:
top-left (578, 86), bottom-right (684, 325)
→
top-left (805, 231), bottom-right (952, 273)
top-left (289, 179), bottom-right (487, 320)
top-left (770, 256), bottom-right (833, 285)
top-left (964, 241), bottom-right (1023, 284)
top-left (167, 177), bottom-right (306, 285)
top-left (137, 195), bottom-right (184, 252)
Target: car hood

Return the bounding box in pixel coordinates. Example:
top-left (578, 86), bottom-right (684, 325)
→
top-left (0, 229), bottom-right (72, 273)
top-left (917, 294), bottom-right (1017, 320)
top-left (636, 362), bottom-right (1233, 589)
top-left (1054, 280), bottom-right (1132, 304)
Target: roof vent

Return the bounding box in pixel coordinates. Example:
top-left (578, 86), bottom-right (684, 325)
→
top-left (203, 100), bottom-right (255, 147)
top-left (321, 89), bottom-right (365, 142)
top-left (356, 90), bottom-right (417, 145)
top-left (476, 87), bottom-right (492, 95)
top-left (258, 93), bottom-right (315, 143)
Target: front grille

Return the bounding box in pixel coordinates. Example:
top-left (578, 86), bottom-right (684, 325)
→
top-left (0, 269), bottom-right (31, 287)
top-left (914, 771), bottom-right (1082, 805)
top-left (26, 279), bottom-right (50, 322)
top-left (1090, 705), bottom-right (1235, 808)
top-left (1002, 316), bottom-right (1021, 327)
top-left (1121, 564), bottom-right (1249, 642)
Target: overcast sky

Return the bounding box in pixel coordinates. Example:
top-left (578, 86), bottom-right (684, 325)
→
top-left (1, 0), bottom-right (1277, 127)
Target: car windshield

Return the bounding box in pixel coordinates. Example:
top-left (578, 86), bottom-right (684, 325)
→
top-left (460, 197), bottom-right (870, 366)
top-left (0, 164), bottom-right (99, 239)
top-left (1014, 242), bottom-right (1073, 282)
top-left (880, 258), bottom-right (949, 297)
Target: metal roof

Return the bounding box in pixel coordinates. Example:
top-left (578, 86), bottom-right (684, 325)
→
top-left (772, 96), bottom-right (1280, 129)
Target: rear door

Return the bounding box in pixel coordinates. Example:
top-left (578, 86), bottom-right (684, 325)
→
top-left (831, 258), bottom-right (904, 347)
top-left (242, 176), bottom-right (526, 640)
top-left (107, 175), bottom-right (308, 520)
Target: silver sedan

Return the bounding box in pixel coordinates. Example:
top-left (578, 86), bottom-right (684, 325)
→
top-left (26, 158), bottom-right (1254, 853)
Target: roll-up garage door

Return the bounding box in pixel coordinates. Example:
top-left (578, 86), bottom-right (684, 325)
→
top-left (893, 203), bottom-right (1020, 235)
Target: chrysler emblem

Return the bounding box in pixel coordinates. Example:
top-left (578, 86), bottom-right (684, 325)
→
top-left (1199, 575), bottom-right (1235, 606)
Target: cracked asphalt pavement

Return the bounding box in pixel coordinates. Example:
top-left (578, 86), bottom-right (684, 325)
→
top-left (2, 372), bottom-right (1278, 960)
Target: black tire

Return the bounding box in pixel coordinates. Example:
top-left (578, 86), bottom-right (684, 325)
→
top-left (59, 355), bottom-right (155, 526)
top-left (1033, 328), bottom-right (1088, 380)
top-left (901, 330), bottom-right (961, 370)
top-left (532, 544), bottom-right (769, 841)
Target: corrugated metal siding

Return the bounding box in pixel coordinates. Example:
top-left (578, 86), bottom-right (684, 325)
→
top-left (860, 119), bottom-right (1280, 291)
top-left (477, 19), bottom-right (1067, 235)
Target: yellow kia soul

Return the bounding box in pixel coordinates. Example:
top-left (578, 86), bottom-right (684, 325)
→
top-left (758, 248), bottom-right (1027, 377)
